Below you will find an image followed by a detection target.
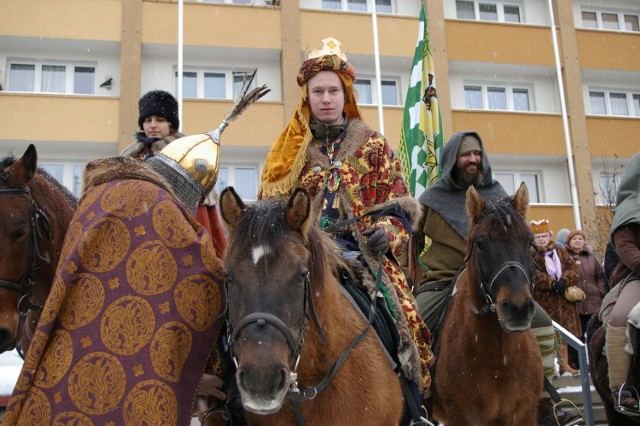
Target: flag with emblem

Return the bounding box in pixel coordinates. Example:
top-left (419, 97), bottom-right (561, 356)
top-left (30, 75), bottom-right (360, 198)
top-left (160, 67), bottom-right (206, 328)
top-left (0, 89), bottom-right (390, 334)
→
top-left (398, 5), bottom-right (444, 198)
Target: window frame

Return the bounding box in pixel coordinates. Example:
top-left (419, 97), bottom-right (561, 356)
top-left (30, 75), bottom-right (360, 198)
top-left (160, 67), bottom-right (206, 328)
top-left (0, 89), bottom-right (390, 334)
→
top-left (175, 68), bottom-right (257, 100)
top-left (320, 0), bottom-right (393, 14)
top-left (493, 171), bottom-right (541, 203)
top-left (588, 88), bottom-right (640, 117)
top-left (581, 8), bottom-right (640, 32)
top-left (214, 163), bottom-right (260, 202)
top-left (455, 0), bottom-right (523, 23)
top-left (353, 75), bottom-right (400, 106)
top-left (596, 172), bottom-right (621, 206)
top-left (7, 59), bottom-right (96, 95)
top-left (463, 82), bottom-right (533, 112)
top-left (39, 161), bottom-right (88, 198)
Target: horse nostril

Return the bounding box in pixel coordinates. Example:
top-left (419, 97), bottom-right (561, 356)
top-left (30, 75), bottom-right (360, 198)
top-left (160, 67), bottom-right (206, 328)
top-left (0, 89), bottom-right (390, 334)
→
top-left (275, 367), bottom-right (289, 393)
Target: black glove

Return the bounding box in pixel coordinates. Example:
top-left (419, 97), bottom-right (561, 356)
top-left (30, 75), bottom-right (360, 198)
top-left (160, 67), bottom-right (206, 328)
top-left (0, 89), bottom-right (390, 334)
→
top-left (552, 279), bottom-right (567, 294)
top-left (363, 228), bottom-right (389, 255)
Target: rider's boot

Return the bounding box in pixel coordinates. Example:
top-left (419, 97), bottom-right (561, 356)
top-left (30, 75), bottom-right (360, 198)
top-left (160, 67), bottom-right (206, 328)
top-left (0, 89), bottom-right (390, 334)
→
top-left (606, 325), bottom-right (640, 415)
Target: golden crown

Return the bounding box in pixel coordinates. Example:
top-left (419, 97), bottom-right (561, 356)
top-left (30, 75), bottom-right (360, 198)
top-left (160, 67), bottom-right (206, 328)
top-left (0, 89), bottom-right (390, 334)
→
top-left (530, 219), bottom-right (550, 234)
top-left (308, 37), bottom-right (347, 61)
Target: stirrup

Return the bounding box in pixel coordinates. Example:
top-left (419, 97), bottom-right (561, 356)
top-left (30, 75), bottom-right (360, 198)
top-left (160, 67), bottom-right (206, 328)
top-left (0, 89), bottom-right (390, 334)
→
top-left (552, 398), bottom-right (583, 426)
top-left (614, 382), bottom-right (640, 417)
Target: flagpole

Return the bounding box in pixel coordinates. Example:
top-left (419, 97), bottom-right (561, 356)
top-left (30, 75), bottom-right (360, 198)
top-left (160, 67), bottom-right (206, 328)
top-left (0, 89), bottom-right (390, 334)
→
top-left (547, 0), bottom-right (581, 229)
top-left (177, 0), bottom-right (184, 131)
top-left (370, 1), bottom-right (384, 134)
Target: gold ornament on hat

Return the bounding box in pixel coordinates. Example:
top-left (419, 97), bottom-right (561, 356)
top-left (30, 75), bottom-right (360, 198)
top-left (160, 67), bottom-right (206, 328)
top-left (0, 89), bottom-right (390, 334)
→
top-left (160, 69), bottom-right (270, 195)
top-left (308, 37), bottom-right (347, 61)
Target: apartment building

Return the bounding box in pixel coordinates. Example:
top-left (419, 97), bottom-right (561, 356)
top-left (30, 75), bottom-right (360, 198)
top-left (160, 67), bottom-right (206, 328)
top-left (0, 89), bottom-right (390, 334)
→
top-left (0, 0), bottom-right (638, 253)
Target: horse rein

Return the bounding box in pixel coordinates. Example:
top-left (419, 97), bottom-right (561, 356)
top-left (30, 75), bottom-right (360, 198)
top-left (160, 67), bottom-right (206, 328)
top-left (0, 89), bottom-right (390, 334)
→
top-left (0, 186), bottom-right (50, 355)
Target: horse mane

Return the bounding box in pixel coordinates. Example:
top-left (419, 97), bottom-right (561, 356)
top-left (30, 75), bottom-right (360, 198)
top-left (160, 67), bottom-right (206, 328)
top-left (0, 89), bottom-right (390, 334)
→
top-left (226, 198), bottom-right (344, 292)
top-left (0, 154), bottom-right (78, 210)
top-left (472, 196), bottom-right (530, 238)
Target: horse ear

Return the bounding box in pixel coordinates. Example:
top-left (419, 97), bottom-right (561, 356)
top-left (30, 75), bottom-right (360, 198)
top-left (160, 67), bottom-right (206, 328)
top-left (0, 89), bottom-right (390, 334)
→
top-left (512, 182), bottom-right (529, 217)
top-left (7, 144), bottom-right (38, 187)
top-left (286, 187), bottom-right (311, 235)
top-left (466, 185), bottom-right (485, 223)
top-left (219, 187), bottom-right (246, 229)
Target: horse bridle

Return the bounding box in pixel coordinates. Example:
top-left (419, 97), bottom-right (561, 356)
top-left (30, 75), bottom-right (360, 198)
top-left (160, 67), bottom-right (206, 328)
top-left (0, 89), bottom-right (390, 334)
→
top-left (464, 237), bottom-right (534, 316)
top-left (0, 186), bottom-right (50, 354)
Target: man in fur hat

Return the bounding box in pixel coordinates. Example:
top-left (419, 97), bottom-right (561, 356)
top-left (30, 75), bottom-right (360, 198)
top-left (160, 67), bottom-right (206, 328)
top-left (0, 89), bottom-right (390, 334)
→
top-left (3, 136), bottom-right (226, 425)
top-left (259, 37), bottom-right (434, 422)
top-left (412, 131), bottom-right (582, 425)
top-left (121, 89), bottom-right (227, 260)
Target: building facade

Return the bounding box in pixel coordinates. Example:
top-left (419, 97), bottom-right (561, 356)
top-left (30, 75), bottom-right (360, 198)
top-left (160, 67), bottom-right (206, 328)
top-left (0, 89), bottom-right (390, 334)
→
top-left (0, 0), bottom-right (638, 253)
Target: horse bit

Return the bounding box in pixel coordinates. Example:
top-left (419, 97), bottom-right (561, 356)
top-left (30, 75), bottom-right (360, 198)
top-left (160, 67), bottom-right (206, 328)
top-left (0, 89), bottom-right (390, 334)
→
top-left (0, 186), bottom-right (50, 356)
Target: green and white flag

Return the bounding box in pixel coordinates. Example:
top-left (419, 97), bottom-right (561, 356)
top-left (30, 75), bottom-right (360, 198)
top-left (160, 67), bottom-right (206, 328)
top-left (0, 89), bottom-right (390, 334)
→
top-left (399, 4), bottom-right (444, 198)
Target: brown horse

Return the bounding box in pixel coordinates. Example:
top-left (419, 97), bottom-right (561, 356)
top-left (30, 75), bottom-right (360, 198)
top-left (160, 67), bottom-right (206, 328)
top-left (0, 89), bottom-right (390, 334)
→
top-left (0, 144), bottom-right (77, 355)
top-left (218, 186), bottom-right (404, 425)
top-left (432, 183), bottom-right (543, 425)
top-left (586, 313), bottom-right (640, 425)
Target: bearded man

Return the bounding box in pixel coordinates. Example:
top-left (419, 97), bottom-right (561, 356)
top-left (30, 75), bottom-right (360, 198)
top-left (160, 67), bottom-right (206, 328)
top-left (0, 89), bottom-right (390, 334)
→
top-left (412, 131), bottom-right (582, 425)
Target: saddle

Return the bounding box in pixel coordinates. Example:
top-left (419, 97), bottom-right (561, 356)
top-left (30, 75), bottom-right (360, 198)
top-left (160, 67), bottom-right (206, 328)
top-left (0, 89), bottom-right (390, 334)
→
top-left (337, 265), bottom-right (401, 367)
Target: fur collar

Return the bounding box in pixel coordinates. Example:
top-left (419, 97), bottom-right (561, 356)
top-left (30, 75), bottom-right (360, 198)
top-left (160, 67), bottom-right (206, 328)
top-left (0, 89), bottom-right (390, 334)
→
top-left (82, 157), bottom-right (176, 199)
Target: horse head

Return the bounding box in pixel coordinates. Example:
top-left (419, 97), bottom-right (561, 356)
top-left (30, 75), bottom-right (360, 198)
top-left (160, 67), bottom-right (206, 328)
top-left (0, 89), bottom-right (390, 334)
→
top-left (220, 186), bottom-right (318, 415)
top-left (0, 144), bottom-right (76, 355)
top-left (466, 182), bottom-right (536, 332)
top-left (0, 144), bottom-right (42, 352)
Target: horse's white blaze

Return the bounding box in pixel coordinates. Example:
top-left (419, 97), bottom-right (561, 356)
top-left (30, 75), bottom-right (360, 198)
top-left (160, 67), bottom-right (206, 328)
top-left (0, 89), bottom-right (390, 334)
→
top-left (252, 245), bottom-right (270, 265)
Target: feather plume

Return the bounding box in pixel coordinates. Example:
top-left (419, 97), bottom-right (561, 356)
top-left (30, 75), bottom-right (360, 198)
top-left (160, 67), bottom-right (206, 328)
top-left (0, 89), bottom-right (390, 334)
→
top-left (224, 69), bottom-right (270, 123)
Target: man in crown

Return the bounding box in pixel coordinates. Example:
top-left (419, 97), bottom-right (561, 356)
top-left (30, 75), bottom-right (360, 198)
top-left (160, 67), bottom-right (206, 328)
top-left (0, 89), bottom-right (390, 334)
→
top-left (259, 37), bottom-right (434, 422)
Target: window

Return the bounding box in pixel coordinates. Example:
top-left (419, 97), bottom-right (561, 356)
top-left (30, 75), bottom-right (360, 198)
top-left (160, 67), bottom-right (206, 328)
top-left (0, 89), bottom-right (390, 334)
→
top-left (175, 69), bottom-right (257, 100)
top-left (464, 84), bottom-right (532, 111)
top-left (7, 61), bottom-right (95, 94)
top-left (214, 165), bottom-right (258, 202)
top-left (354, 77), bottom-right (399, 106)
top-left (581, 9), bottom-right (640, 32)
top-left (456, 1), bottom-right (522, 23)
top-left (494, 172), bottom-right (540, 203)
top-left (321, 0), bottom-right (392, 13)
top-left (40, 162), bottom-right (87, 197)
top-left (589, 89), bottom-right (640, 116)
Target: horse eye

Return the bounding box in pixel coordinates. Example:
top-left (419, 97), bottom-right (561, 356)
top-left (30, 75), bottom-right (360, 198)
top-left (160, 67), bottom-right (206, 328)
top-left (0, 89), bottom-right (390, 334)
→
top-left (296, 272), bottom-right (308, 283)
top-left (12, 227), bottom-right (27, 242)
top-left (475, 239), bottom-right (486, 251)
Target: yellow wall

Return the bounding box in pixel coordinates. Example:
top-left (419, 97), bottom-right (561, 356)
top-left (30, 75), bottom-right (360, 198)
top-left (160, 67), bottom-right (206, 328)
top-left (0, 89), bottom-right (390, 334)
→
top-left (142, 2), bottom-right (281, 48)
top-left (0, 0), bottom-right (121, 41)
top-left (0, 94), bottom-right (119, 143)
top-left (577, 30), bottom-right (640, 71)
top-left (181, 100), bottom-right (284, 148)
top-left (587, 116), bottom-right (640, 158)
top-left (452, 110), bottom-right (565, 155)
top-left (300, 10), bottom-right (416, 57)
top-left (446, 21), bottom-right (555, 66)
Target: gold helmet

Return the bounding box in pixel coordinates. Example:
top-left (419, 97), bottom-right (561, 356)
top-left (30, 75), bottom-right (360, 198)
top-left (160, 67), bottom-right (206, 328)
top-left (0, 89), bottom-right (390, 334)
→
top-left (158, 125), bottom-right (224, 196)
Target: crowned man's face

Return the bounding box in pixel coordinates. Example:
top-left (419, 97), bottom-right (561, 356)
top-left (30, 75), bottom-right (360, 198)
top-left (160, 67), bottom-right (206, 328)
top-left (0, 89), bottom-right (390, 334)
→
top-left (307, 71), bottom-right (346, 126)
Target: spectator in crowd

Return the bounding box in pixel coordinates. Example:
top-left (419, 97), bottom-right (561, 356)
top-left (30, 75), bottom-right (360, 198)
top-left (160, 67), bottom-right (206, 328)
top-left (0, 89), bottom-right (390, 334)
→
top-left (566, 229), bottom-right (608, 332)
top-left (531, 219), bottom-right (582, 376)
top-left (556, 228), bottom-right (570, 247)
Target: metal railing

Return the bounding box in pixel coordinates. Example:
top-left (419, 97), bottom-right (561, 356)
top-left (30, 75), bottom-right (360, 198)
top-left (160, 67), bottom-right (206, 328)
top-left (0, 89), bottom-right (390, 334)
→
top-left (553, 320), bottom-right (594, 426)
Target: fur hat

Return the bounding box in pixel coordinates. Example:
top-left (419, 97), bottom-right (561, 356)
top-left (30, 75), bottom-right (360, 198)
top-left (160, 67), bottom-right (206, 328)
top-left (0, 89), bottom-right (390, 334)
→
top-left (138, 90), bottom-right (180, 131)
top-left (530, 219), bottom-right (550, 235)
top-left (566, 229), bottom-right (587, 244)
